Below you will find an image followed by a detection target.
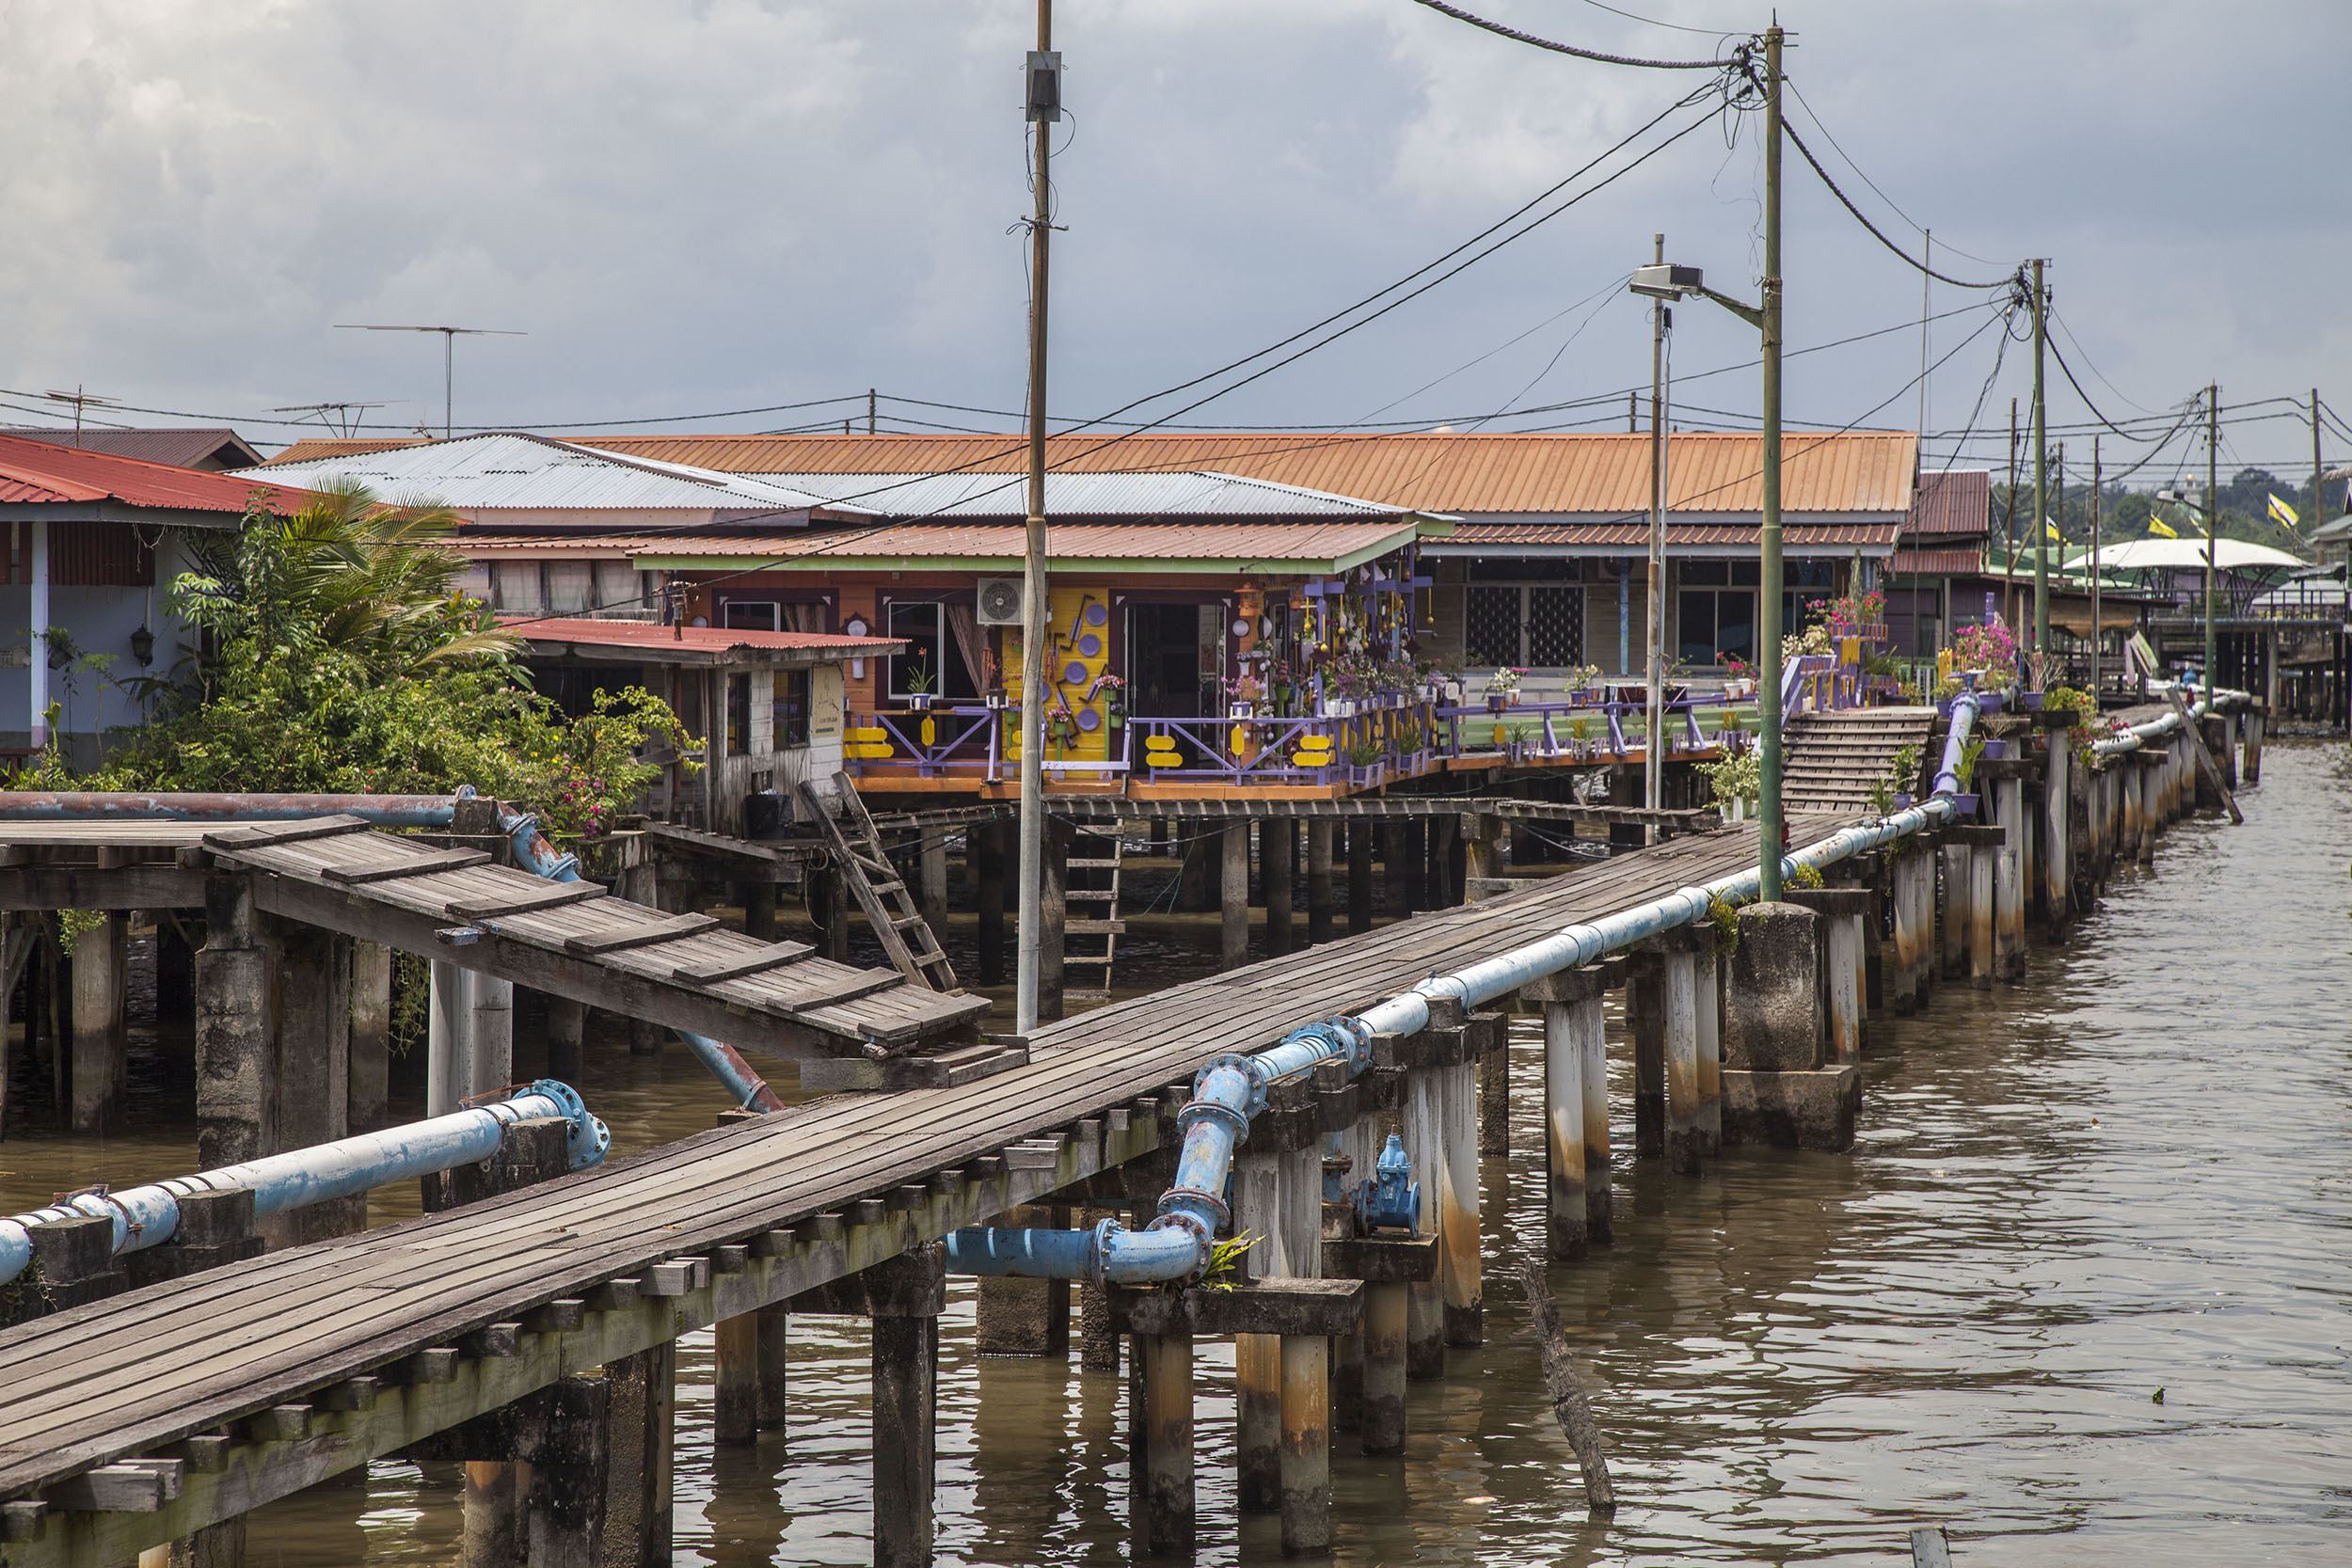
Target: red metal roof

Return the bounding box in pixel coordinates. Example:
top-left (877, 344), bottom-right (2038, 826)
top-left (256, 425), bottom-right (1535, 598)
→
top-left (266, 430), bottom-right (1920, 516)
top-left (509, 617), bottom-right (902, 658)
top-left (1905, 468), bottom-right (1991, 536)
top-left (1887, 546), bottom-right (1985, 576)
top-left (1, 427), bottom-right (264, 471)
top-left (1438, 520), bottom-right (1900, 549)
top-left (0, 434), bottom-right (310, 514)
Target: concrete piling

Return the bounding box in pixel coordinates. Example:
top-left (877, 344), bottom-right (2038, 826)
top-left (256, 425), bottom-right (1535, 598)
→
top-left (524, 1373), bottom-right (611, 1568)
top-left (1660, 940), bottom-right (1704, 1175)
top-left (1263, 817), bottom-right (1295, 958)
top-left (1346, 822), bottom-right (1374, 935)
top-left (1787, 888), bottom-right (1868, 1067)
top-left (1276, 1142), bottom-right (1330, 1556)
top-left (348, 940), bottom-right (392, 1136)
top-left (601, 1341), bottom-right (675, 1567)
top-left (1232, 1151), bottom-right (1284, 1513)
top-left (976, 1203), bottom-right (1070, 1356)
top-left (2043, 726), bottom-right (2074, 937)
top-left (1720, 902), bottom-right (1856, 1150)
top-left (1399, 1060), bottom-right (1447, 1379)
top-left (1440, 1020), bottom-right (1486, 1345)
top-left (1627, 955), bottom-right (1666, 1158)
top-left (868, 1245), bottom-right (946, 1568)
top-left (270, 923), bottom-right (354, 1244)
top-left (196, 875), bottom-right (269, 1172)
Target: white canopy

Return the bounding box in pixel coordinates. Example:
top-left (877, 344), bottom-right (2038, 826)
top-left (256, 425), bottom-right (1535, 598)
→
top-left (2062, 536), bottom-right (2305, 574)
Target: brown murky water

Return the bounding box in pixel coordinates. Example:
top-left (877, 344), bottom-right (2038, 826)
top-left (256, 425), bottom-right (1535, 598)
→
top-left (5, 745), bottom-right (2348, 1563)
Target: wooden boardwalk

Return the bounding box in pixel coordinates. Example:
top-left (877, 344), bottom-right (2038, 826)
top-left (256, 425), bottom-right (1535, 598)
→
top-left (0, 815), bottom-right (1846, 1557)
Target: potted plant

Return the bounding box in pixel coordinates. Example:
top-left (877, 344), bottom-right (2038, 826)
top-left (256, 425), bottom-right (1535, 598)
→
top-left (1565, 713), bottom-right (1596, 760)
top-left (1226, 670), bottom-right (1263, 721)
top-left (1484, 666), bottom-right (1520, 712)
top-left (903, 655), bottom-right (936, 710)
top-left (1346, 737), bottom-right (1387, 787)
top-left (1099, 673), bottom-right (1126, 729)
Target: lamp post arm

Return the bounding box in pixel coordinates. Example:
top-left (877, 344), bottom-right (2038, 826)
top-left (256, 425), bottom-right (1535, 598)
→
top-left (1695, 285), bottom-right (1765, 330)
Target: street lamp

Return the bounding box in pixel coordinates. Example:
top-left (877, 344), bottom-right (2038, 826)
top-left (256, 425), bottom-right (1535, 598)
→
top-left (2154, 483), bottom-right (2217, 700)
top-left (1629, 257), bottom-right (1788, 895)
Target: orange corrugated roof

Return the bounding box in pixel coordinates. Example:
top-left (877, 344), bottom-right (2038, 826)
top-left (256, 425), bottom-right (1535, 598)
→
top-left (1441, 520), bottom-right (1899, 549)
top-left (268, 431), bottom-right (1918, 515)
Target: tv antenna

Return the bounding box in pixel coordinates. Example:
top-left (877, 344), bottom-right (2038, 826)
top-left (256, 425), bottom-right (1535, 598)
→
top-left (270, 402), bottom-right (389, 438)
top-left (41, 387), bottom-right (120, 444)
top-left (333, 324), bottom-right (524, 437)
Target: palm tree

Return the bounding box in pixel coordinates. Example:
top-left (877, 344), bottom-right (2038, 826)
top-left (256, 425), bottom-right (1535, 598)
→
top-left (177, 480), bottom-right (519, 679)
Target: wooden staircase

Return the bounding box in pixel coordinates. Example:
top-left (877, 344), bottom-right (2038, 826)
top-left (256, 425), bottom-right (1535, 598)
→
top-left (1781, 706), bottom-right (1939, 813)
top-left (1061, 830), bottom-right (1127, 1002)
top-left (798, 773), bottom-right (958, 991)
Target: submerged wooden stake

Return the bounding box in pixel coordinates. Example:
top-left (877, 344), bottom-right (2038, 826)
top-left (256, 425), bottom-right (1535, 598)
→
top-left (1515, 1254), bottom-right (1614, 1514)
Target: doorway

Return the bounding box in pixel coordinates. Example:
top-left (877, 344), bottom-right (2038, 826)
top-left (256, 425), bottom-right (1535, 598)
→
top-left (1126, 600), bottom-right (1222, 718)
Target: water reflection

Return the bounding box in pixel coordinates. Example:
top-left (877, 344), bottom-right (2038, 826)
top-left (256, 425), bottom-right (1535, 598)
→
top-left (8, 747), bottom-right (2348, 1563)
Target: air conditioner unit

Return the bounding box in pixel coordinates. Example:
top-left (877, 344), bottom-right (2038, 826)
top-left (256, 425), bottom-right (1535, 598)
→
top-left (976, 577), bottom-right (1025, 626)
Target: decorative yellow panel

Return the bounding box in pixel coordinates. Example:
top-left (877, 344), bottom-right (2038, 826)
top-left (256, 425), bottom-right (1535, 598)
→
top-left (1003, 584), bottom-right (1115, 765)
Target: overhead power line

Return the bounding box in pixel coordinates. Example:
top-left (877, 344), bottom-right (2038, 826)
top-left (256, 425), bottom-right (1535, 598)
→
top-left (1780, 118), bottom-right (2022, 292)
top-left (1406, 0), bottom-right (1735, 70)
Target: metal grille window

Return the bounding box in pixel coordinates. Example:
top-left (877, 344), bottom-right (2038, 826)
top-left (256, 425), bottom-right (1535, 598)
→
top-left (1467, 583), bottom-right (1583, 668)
top-left (772, 667), bottom-right (811, 748)
top-left (1465, 586), bottom-right (1522, 667)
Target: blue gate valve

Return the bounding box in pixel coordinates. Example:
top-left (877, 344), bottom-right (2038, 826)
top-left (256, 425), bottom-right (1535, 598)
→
top-left (1352, 1133), bottom-right (1421, 1235)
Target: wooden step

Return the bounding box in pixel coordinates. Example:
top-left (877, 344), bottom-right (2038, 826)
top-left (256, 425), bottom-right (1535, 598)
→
top-left (1068, 857), bottom-right (1123, 870)
top-left (1066, 918), bottom-right (1128, 934)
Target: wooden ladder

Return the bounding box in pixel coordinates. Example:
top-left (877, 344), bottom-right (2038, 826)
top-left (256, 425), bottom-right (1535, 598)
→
top-left (798, 773), bottom-right (959, 991)
top-left (1062, 829), bottom-right (1126, 1002)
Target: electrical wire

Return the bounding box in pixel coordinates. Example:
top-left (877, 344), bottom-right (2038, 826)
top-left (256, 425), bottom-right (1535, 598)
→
top-left (2048, 310), bottom-right (2160, 417)
top-left (1778, 119), bottom-right (2021, 292)
top-left (2045, 334), bottom-right (2169, 444)
top-left (1406, 0), bottom-right (1737, 70)
top-left (1565, 0), bottom-right (1744, 40)
top-left (1780, 75), bottom-right (2009, 269)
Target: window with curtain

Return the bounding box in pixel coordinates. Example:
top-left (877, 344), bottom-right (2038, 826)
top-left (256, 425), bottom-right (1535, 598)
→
top-left (772, 667), bottom-right (811, 748)
top-left (884, 601), bottom-right (978, 700)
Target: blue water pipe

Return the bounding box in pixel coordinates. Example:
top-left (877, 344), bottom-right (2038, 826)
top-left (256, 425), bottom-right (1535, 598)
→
top-left (0, 787), bottom-right (787, 1113)
top-left (0, 1080), bottom-right (607, 1288)
top-left (945, 693), bottom-right (1990, 1287)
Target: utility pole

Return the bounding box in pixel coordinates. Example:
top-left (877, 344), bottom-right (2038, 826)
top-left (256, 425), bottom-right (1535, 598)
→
top-left (1916, 230), bottom-right (1931, 440)
top-left (2204, 383), bottom-right (2219, 701)
top-left (2090, 436), bottom-right (2102, 697)
top-left (1645, 232), bottom-right (1669, 829)
top-left (1756, 23), bottom-right (1787, 901)
top-left (2029, 258), bottom-right (2049, 654)
top-left (2312, 387), bottom-right (2326, 532)
top-left (1014, 0), bottom-right (1059, 1033)
top-left (868, 388), bottom-right (878, 436)
top-left (1628, 390), bottom-right (1638, 434)
top-left (2053, 439), bottom-right (2064, 673)
top-left (2002, 397), bottom-right (2019, 632)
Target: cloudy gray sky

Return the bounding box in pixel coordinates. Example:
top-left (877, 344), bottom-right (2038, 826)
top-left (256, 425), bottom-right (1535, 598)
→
top-left (3, 0), bottom-right (2344, 477)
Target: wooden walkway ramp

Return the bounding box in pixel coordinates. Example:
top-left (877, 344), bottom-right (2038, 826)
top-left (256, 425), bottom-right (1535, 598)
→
top-left (205, 816), bottom-right (988, 1057)
top-left (0, 816), bottom-right (1848, 1560)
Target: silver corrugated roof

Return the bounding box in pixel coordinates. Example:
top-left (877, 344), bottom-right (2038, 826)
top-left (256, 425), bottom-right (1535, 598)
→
top-left (236, 432), bottom-right (875, 518)
top-left (716, 468), bottom-right (1416, 520)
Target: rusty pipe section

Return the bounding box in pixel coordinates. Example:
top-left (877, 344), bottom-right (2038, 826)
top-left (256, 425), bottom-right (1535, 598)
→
top-left (0, 791), bottom-right (463, 826)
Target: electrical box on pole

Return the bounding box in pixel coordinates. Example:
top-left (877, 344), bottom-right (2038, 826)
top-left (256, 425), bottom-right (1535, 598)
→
top-left (1025, 50), bottom-right (1063, 121)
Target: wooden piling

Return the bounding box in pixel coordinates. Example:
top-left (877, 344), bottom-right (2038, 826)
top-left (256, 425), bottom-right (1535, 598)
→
top-left (269, 923), bottom-right (354, 1244)
top-left (1221, 822), bottom-right (1251, 970)
top-left (68, 908), bottom-right (127, 1135)
top-left (1360, 1276), bottom-right (1408, 1457)
top-left (1263, 816), bottom-right (1295, 958)
top-left (1040, 818), bottom-right (1068, 1023)
top-left (1306, 819), bottom-right (1334, 945)
top-left (1661, 942), bottom-right (1704, 1176)
top-left (868, 1245), bottom-right (946, 1568)
top-left (1400, 1062), bottom-right (1446, 1378)
top-left (1232, 1151), bottom-right (1284, 1513)
top-left (1627, 954), bottom-right (1666, 1158)
top-left (1525, 971), bottom-right (1595, 1259)
top-left (1966, 837), bottom-right (1996, 989)
top-left (714, 1311), bottom-right (761, 1448)
top-left (1441, 1019), bottom-right (1486, 1346)
top-left (462, 1460), bottom-right (522, 1568)
top-left (1276, 1142), bottom-right (1329, 1556)
top-left (1345, 821), bottom-right (1374, 935)
top-left (974, 818), bottom-right (1007, 987)
top-left (1938, 846), bottom-right (1970, 980)
top-left (917, 831), bottom-right (949, 934)
top-left (1135, 1333), bottom-right (1195, 1554)
top-left (2043, 726), bottom-right (2074, 938)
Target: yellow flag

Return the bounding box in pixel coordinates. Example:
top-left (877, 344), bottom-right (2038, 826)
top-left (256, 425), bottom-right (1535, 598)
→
top-left (2268, 492), bottom-right (2299, 528)
top-left (2044, 520), bottom-right (2061, 542)
top-left (2147, 516), bottom-right (2178, 539)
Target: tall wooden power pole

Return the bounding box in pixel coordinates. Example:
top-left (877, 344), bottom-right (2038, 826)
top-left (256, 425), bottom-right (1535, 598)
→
top-left (1015, 1), bottom-right (1059, 1032)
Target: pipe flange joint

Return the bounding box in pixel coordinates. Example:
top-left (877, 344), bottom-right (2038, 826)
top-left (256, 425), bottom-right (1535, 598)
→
top-left (1177, 1096), bottom-right (1250, 1146)
top-left (1087, 1215), bottom-right (1127, 1289)
top-left (527, 1078), bottom-right (611, 1168)
top-left (1155, 1186), bottom-right (1230, 1236)
top-left (1192, 1053), bottom-right (1264, 1116)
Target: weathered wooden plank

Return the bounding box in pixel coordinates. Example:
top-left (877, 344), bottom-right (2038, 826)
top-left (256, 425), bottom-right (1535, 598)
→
top-left (673, 944), bottom-right (816, 984)
top-left (320, 850), bottom-right (493, 885)
top-left (447, 880), bottom-right (608, 921)
top-left (559, 913), bottom-right (722, 956)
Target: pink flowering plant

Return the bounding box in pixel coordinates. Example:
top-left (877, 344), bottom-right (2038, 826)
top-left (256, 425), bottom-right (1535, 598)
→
top-left (1947, 617), bottom-right (2020, 688)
